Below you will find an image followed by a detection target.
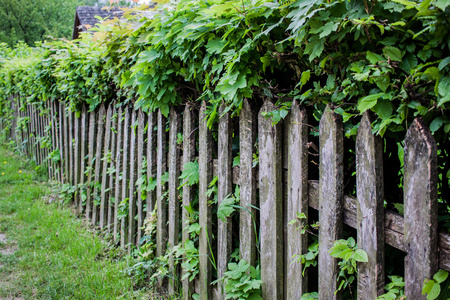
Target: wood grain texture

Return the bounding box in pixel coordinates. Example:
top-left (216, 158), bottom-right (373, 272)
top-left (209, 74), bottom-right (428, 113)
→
top-left (100, 105), bottom-right (112, 229)
top-left (136, 110), bottom-right (146, 244)
top-left (128, 109), bottom-right (138, 250)
top-left (168, 107), bottom-right (181, 295)
top-left (356, 112), bottom-right (385, 299)
top-left (239, 100), bottom-right (257, 267)
top-left (318, 104), bottom-right (344, 300)
top-left (258, 101), bottom-right (283, 300)
top-left (68, 109), bottom-right (74, 185)
top-left (286, 101), bottom-right (309, 299)
top-left (86, 110), bottom-right (97, 220)
top-left (199, 101), bottom-right (213, 300)
top-left (217, 105), bottom-right (233, 300)
top-left (92, 105), bottom-right (106, 226)
top-left (146, 112), bottom-right (156, 219)
top-left (79, 105), bottom-right (88, 215)
top-left (114, 107), bottom-right (124, 242)
top-left (121, 107), bottom-right (131, 248)
top-left (156, 110), bottom-right (168, 257)
top-left (107, 105), bottom-right (117, 231)
top-left (182, 104), bottom-right (196, 300)
top-left (404, 118), bottom-right (438, 299)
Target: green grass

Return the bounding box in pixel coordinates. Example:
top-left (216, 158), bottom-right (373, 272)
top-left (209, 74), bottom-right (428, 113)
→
top-left (0, 145), bottom-right (149, 299)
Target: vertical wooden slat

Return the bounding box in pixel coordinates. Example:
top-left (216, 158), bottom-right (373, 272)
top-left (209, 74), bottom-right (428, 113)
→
top-left (168, 107), bottom-right (181, 295)
top-left (100, 105), bottom-right (113, 229)
top-left (146, 112), bottom-right (156, 219)
top-left (107, 105), bottom-right (117, 231)
top-left (63, 105), bottom-right (70, 182)
top-left (58, 102), bottom-right (64, 181)
top-left (114, 107), bottom-right (124, 242)
top-left (136, 110), bottom-right (146, 244)
top-left (156, 110), bottom-right (168, 257)
top-left (239, 100), bottom-right (257, 267)
top-left (286, 101), bottom-right (309, 298)
top-left (318, 104), bottom-right (344, 300)
top-left (128, 109), bottom-right (138, 250)
top-left (86, 110), bottom-right (97, 220)
top-left (258, 101), bottom-right (283, 300)
top-left (404, 118), bottom-right (438, 299)
top-left (79, 105), bottom-right (88, 214)
top-left (217, 104), bottom-right (233, 299)
top-left (73, 108), bottom-right (82, 207)
top-left (68, 110), bottom-right (74, 185)
top-left (92, 105), bottom-right (106, 225)
top-left (199, 101), bottom-right (213, 300)
top-left (182, 104), bottom-right (196, 300)
top-left (121, 107), bottom-right (131, 248)
top-left (356, 111), bottom-right (385, 299)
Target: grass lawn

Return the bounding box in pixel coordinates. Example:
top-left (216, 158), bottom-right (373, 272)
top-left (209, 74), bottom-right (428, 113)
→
top-left (0, 145), bottom-right (149, 299)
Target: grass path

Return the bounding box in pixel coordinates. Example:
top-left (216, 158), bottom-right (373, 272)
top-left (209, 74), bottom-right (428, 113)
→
top-left (0, 146), bottom-right (147, 299)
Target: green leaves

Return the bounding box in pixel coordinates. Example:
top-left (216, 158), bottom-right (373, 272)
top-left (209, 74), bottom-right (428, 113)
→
top-left (214, 259), bottom-right (263, 300)
top-left (357, 93), bottom-right (384, 113)
top-left (383, 46), bottom-right (403, 62)
top-left (180, 161), bottom-right (199, 187)
top-left (422, 270), bottom-right (449, 300)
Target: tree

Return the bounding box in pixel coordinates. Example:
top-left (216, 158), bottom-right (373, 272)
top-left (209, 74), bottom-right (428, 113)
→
top-left (0, 0), bottom-right (98, 47)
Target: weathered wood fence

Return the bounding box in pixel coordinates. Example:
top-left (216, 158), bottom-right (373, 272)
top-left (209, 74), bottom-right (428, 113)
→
top-left (1, 96), bottom-right (449, 300)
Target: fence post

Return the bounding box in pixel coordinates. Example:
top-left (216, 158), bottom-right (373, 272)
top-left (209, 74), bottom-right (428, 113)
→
top-left (79, 105), bottom-right (88, 214)
top-left (114, 107), bottom-right (124, 242)
top-left (259, 101), bottom-right (284, 300)
top-left (92, 105), bottom-right (106, 225)
top-left (86, 110), bottom-right (97, 220)
top-left (63, 104), bottom-right (70, 182)
top-left (318, 104), bottom-right (344, 300)
top-left (286, 101), bottom-right (309, 298)
top-left (217, 104), bottom-right (233, 299)
top-left (182, 104), bottom-right (196, 299)
top-left (74, 109), bottom-right (82, 206)
top-left (199, 101), bottom-right (213, 300)
top-left (239, 100), bottom-right (257, 267)
top-left (128, 109), bottom-right (138, 250)
top-left (356, 111), bottom-right (385, 299)
top-left (100, 104), bottom-right (113, 229)
top-left (121, 107), bottom-right (131, 248)
top-left (107, 105), bottom-right (117, 231)
top-left (136, 110), bottom-right (146, 244)
top-left (146, 112), bottom-right (156, 219)
top-left (68, 110), bottom-right (74, 185)
top-left (168, 107), bottom-right (181, 295)
top-left (156, 109), bottom-right (168, 257)
top-left (404, 118), bottom-right (438, 299)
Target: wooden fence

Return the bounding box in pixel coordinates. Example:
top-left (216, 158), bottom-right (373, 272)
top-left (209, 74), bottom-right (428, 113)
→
top-left (1, 96), bottom-right (449, 300)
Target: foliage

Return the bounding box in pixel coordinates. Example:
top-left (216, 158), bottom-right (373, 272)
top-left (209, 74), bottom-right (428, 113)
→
top-left (423, 269), bottom-right (450, 300)
top-left (0, 0), bottom-right (97, 47)
top-left (329, 237), bottom-right (368, 295)
top-left (376, 275), bottom-right (406, 300)
top-left (292, 239), bottom-right (318, 277)
top-left (212, 259), bottom-right (263, 300)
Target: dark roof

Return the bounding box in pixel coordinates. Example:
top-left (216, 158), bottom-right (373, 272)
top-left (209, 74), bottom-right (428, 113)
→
top-left (72, 6), bottom-right (123, 40)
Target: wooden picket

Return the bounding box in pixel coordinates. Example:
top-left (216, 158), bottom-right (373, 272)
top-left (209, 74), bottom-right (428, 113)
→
top-left (121, 107), bottom-right (131, 248)
top-left (198, 101), bottom-right (213, 300)
top-left (258, 101), bottom-right (283, 300)
top-left (318, 104), bottom-right (344, 300)
top-left (128, 109), bottom-right (138, 251)
top-left (156, 110), bottom-right (167, 257)
top-left (4, 96), bottom-right (450, 300)
top-left (182, 104), bottom-right (196, 300)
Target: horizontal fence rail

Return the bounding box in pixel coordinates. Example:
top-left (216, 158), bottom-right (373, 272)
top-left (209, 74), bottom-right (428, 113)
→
top-left (1, 96), bottom-right (449, 300)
